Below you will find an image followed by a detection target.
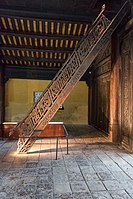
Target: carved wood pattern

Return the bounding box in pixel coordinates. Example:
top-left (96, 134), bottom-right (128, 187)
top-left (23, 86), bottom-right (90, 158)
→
top-left (90, 32), bottom-right (111, 133)
top-left (121, 36), bottom-right (131, 138)
top-left (13, 1), bottom-right (130, 153)
top-left (120, 31), bottom-right (133, 152)
top-left (91, 74), bottom-right (110, 133)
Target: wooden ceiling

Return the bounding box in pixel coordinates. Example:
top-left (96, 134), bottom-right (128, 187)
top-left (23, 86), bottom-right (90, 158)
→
top-left (0, 16), bottom-right (89, 68)
top-left (0, 0), bottom-right (125, 80)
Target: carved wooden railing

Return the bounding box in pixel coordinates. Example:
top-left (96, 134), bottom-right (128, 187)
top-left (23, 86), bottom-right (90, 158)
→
top-left (11, 1), bottom-right (130, 153)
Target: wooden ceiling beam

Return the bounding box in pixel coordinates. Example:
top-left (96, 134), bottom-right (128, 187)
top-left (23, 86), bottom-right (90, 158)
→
top-left (0, 7), bottom-right (116, 22)
top-left (5, 65), bottom-right (88, 81)
top-left (0, 13), bottom-right (91, 25)
top-left (0, 46), bottom-right (73, 54)
top-left (0, 30), bottom-right (82, 41)
top-left (2, 56), bottom-right (66, 63)
top-left (0, 8), bottom-right (100, 23)
top-left (5, 65), bottom-right (59, 80)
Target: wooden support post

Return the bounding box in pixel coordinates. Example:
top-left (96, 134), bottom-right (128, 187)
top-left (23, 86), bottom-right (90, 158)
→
top-left (55, 137), bottom-right (59, 160)
top-left (109, 33), bottom-right (119, 143)
top-left (86, 79), bottom-right (91, 125)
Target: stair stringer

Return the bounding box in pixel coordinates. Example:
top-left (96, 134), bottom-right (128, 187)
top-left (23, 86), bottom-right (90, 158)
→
top-left (13, 1), bottom-right (130, 153)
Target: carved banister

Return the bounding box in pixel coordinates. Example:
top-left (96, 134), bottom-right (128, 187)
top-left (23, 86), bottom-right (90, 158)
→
top-left (11, 1), bottom-right (130, 153)
top-left (11, 6), bottom-right (108, 135)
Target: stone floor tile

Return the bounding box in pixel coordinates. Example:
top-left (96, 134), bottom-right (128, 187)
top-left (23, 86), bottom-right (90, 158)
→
top-left (14, 195), bottom-right (34, 199)
top-left (38, 159), bottom-right (52, 167)
top-left (0, 170), bottom-right (8, 178)
top-left (36, 182), bottom-right (53, 193)
top-left (65, 161), bottom-right (78, 168)
top-left (92, 164), bottom-right (109, 173)
top-left (86, 180), bottom-right (106, 191)
top-left (0, 176), bottom-right (3, 184)
top-left (0, 126), bottom-right (133, 199)
top-left (54, 182), bottom-right (71, 194)
top-left (52, 159), bottom-right (65, 167)
top-left (70, 181), bottom-right (89, 193)
top-left (77, 160), bottom-right (90, 166)
top-left (103, 180), bottom-right (123, 190)
top-left (82, 171), bottom-right (99, 181)
top-left (54, 193), bottom-right (73, 199)
top-left (0, 162), bottom-right (11, 170)
top-left (0, 192), bottom-right (5, 199)
top-left (97, 172), bottom-right (115, 181)
top-left (38, 167), bottom-right (52, 175)
top-left (112, 171), bottom-right (131, 181)
top-left (92, 191), bottom-right (112, 199)
top-left (103, 162), bottom-right (122, 172)
top-left (0, 191), bottom-right (15, 199)
top-left (72, 192), bottom-right (93, 199)
top-left (16, 184), bottom-right (37, 197)
top-left (53, 170), bottom-right (69, 183)
top-left (21, 168), bottom-right (38, 176)
top-left (125, 188), bottom-right (133, 198)
top-left (117, 153), bottom-right (133, 165)
top-left (11, 161), bottom-right (26, 168)
top-left (67, 166), bottom-right (84, 182)
top-left (80, 166), bottom-right (95, 174)
top-left (24, 161), bottom-right (38, 168)
top-left (75, 154), bottom-right (88, 162)
top-left (30, 191), bottom-right (53, 199)
top-left (109, 190), bottom-right (132, 199)
top-left (36, 175), bottom-right (53, 184)
top-left (119, 179), bottom-right (133, 197)
top-left (67, 171), bottom-right (84, 182)
top-left (53, 166), bottom-right (66, 173)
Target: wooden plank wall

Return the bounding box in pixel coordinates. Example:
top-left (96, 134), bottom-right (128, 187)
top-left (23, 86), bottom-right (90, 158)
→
top-left (119, 25), bottom-right (133, 152)
top-left (89, 42), bottom-right (111, 135)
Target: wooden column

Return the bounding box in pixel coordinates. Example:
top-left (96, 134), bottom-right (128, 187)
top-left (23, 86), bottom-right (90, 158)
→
top-left (86, 75), bottom-right (92, 125)
top-left (110, 3), bottom-right (133, 151)
top-left (109, 33), bottom-right (120, 142)
top-left (0, 65), bottom-right (5, 139)
top-left (120, 30), bottom-right (133, 152)
top-left (118, 3), bottom-right (133, 152)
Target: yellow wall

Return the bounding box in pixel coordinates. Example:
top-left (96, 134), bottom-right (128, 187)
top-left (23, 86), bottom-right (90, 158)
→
top-left (5, 79), bottom-right (88, 124)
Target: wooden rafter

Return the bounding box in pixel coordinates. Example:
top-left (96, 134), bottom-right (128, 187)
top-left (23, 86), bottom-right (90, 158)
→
top-left (0, 46), bottom-right (73, 54)
top-left (0, 31), bottom-right (83, 41)
top-left (2, 56), bottom-right (66, 63)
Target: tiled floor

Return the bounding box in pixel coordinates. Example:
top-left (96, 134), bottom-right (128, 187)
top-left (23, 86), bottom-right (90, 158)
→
top-left (0, 125), bottom-right (133, 199)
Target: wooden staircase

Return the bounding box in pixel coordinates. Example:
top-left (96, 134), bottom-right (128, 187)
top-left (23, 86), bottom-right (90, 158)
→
top-left (11, 1), bottom-right (130, 153)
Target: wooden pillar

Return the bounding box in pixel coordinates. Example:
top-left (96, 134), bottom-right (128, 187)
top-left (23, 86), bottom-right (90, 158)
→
top-left (110, 3), bottom-right (133, 152)
top-left (109, 33), bottom-right (120, 142)
top-left (0, 65), bottom-right (5, 139)
top-left (118, 3), bottom-right (133, 152)
top-left (86, 73), bottom-right (92, 125)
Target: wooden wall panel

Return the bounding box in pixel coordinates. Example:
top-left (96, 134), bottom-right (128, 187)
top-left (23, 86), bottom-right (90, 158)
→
top-left (89, 42), bottom-right (111, 135)
top-left (91, 76), bottom-right (110, 134)
top-left (120, 30), bottom-right (133, 152)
